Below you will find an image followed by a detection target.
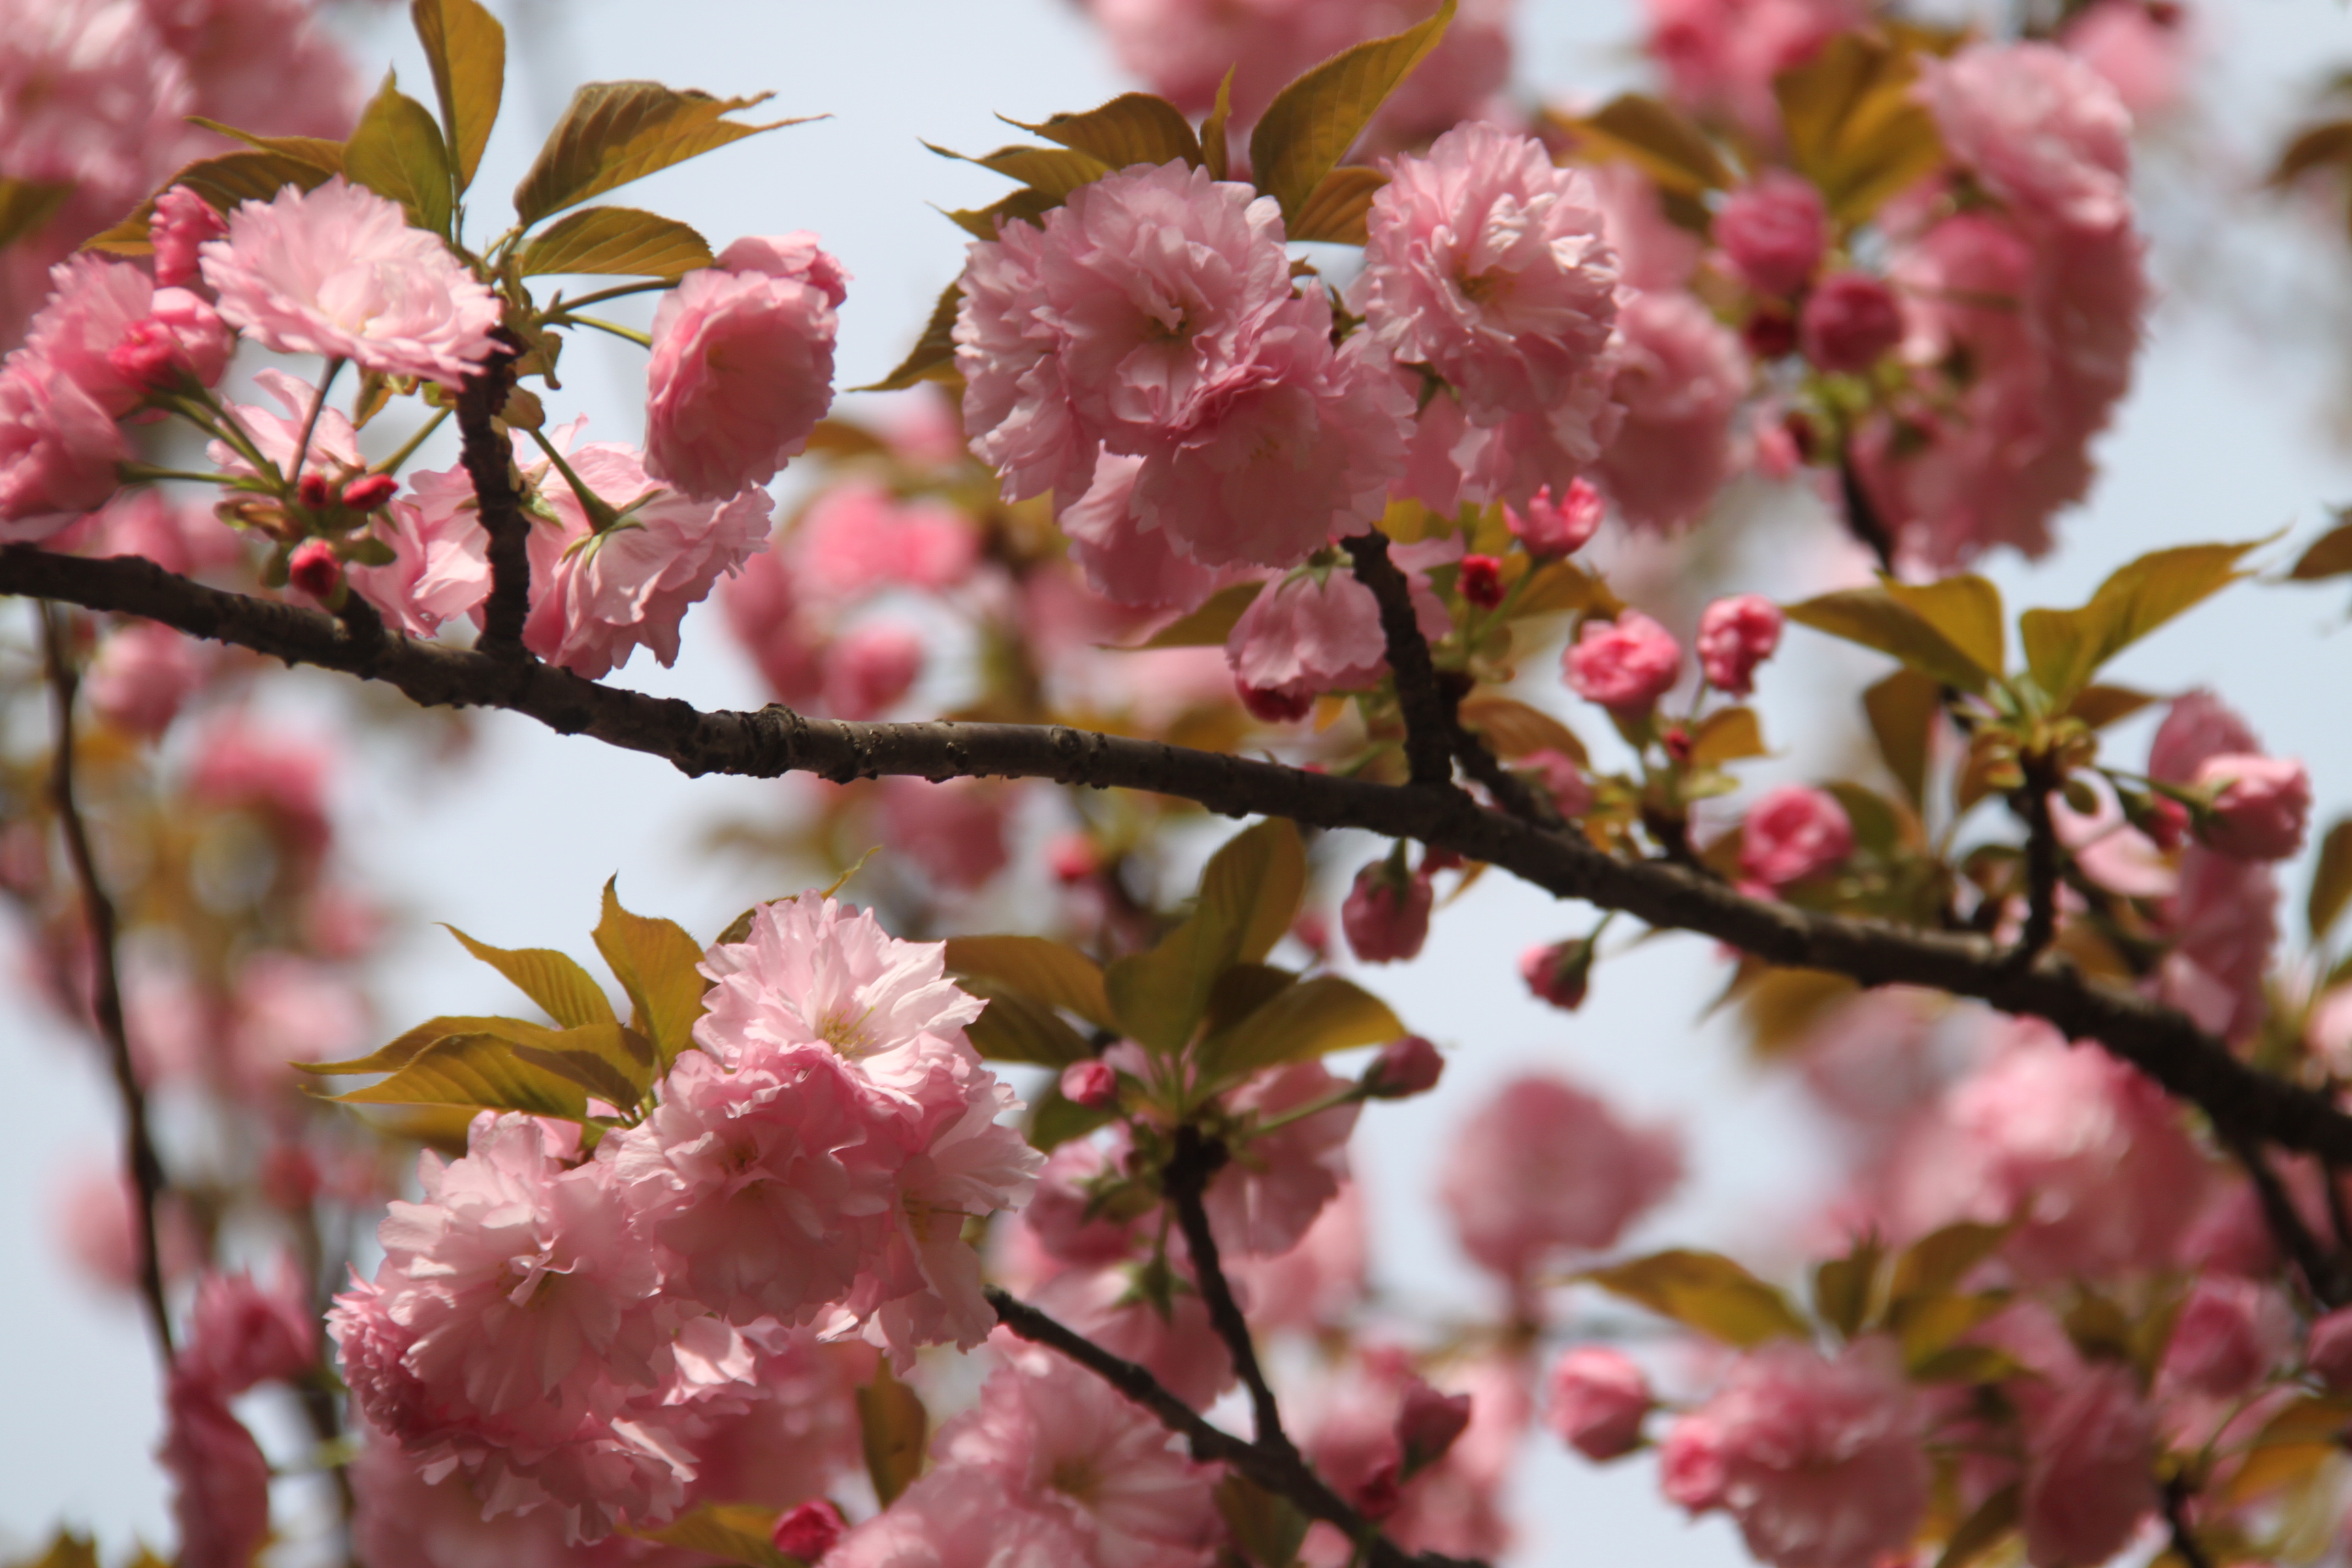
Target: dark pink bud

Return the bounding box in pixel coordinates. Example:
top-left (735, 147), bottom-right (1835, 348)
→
top-left (340, 473), bottom-right (397, 512)
top-left (1661, 724), bottom-right (1693, 765)
top-left (1742, 308), bottom-right (1798, 360)
top-left (1716, 171), bottom-right (1828, 297)
top-left (1695, 594), bottom-right (1784, 698)
top-left (1355, 1454), bottom-right (1402, 1519)
top-left (1520, 938), bottom-right (1594, 1011)
top-left (1508, 479), bottom-right (1603, 558)
top-left (297, 473), bottom-right (333, 511)
top-left (1459, 554), bottom-right (1504, 608)
top-left (1396, 1378), bottom-right (1473, 1476)
top-left (1060, 1059), bottom-right (1118, 1110)
top-left (1545, 1347), bottom-right (1652, 1460)
top-left (1800, 272), bottom-right (1905, 374)
top-left (1239, 680), bottom-right (1313, 725)
top-left (1292, 909), bottom-right (1330, 962)
top-left (1047, 832), bottom-right (1098, 883)
top-left (105, 322), bottom-right (183, 389)
top-left (2308, 1307), bottom-right (2352, 1392)
top-left (771, 1499), bottom-right (847, 1562)
top-left (1365, 1035), bottom-right (1444, 1098)
top-left (150, 186), bottom-right (227, 289)
top-left (287, 539), bottom-right (341, 603)
top-left (1343, 862), bottom-right (1433, 964)
top-left (2144, 794), bottom-right (2189, 850)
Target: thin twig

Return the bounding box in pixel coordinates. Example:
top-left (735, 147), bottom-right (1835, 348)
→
top-left (1838, 458), bottom-right (1897, 575)
top-left (38, 603), bottom-right (174, 1361)
top-left (1343, 532), bottom-right (1456, 789)
top-left (10, 549), bottom-right (2352, 1166)
top-left (1164, 1126), bottom-right (1290, 1453)
top-left (2224, 1130), bottom-right (2347, 1309)
top-left (2161, 1480), bottom-right (2216, 1568)
top-left (453, 332), bottom-right (530, 657)
top-left (2008, 754), bottom-right (2062, 967)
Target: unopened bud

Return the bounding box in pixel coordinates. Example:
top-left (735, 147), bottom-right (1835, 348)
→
top-left (1396, 1378), bottom-right (1472, 1477)
top-left (1343, 860), bottom-right (1433, 964)
top-left (1742, 308), bottom-right (1797, 360)
top-left (1239, 680), bottom-right (1313, 725)
top-left (340, 473), bottom-right (397, 512)
top-left (287, 538), bottom-right (342, 604)
top-left (1546, 1347), bottom-right (1652, 1460)
top-left (1459, 553), bottom-right (1504, 608)
top-left (1355, 1455), bottom-right (1402, 1519)
top-left (1060, 1059), bottom-right (1118, 1110)
top-left (1661, 724), bottom-right (1693, 765)
top-left (106, 323), bottom-right (182, 389)
top-left (2143, 794), bottom-right (2188, 851)
top-left (2308, 1308), bottom-right (2352, 1393)
top-left (1507, 479), bottom-right (1603, 558)
top-left (771, 1499), bottom-right (847, 1562)
top-left (1364, 1035), bottom-right (1443, 1099)
top-left (1520, 936), bottom-right (1595, 1011)
top-left (297, 472), bottom-right (333, 510)
top-left (1047, 832), bottom-right (1098, 884)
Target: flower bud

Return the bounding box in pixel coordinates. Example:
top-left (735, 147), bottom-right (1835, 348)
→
top-left (1046, 832), bottom-right (1098, 883)
top-left (297, 472), bottom-right (333, 511)
top-left (1520, 937), bottom-right (1594, 1011)
top-left (105, 322), bottom-right (185, 390)
top-left (1343, 861), bottom-right (1433, 964)
top-left (1060, 1059), bottom-right (1118, 1110)
top-left (772, 1498), bottom-right (847, 1562)
top-left (1459, 553), bottom-right (1504, 608)
top-left (1740, 785), bottom-right (1854, 887)
top-left (1799, 272), bottom-right (1904, 374)
top-left (2307, 1306), bottom-right (2352, 1391)
top-left (150, 185), bottom-right (227, 289)
top-left (1715, 171), bottom-right (1828, 298)
top-left (1239, 680), bottom-right (1313, 725)
top-left (1364, 1035), bottom-right (1444, 1098)
top-left (287, 539), bottom-right (342, 604)
top-left (1355, 1454), bottom-right (1403, 1519)
top-left (1564, 610), bottom-right (1681, 713)
top-left (1545, 1346), bottom-right (1652, 1460)
top-left (2163, 1277), bottom-right (2278, 1399)
top-left (1507, 479), bottom-right (1603, 558)
top-left (1695, 594), bottom-right (1784, 698)
top-left (2191, 753), bottom-right (2310, 862)
top-left (1742, 307), bottom-right (1798, 360)
top-left (1396, 1377), bottom-right (1473, 1477)
top-left (340, 473), bottom-right (397, 512)
top-left (1661, 724), bottom-right (1693, 765)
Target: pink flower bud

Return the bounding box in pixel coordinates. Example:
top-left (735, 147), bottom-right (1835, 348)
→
top-left (2142, 794), bottom-right (2189, 850)
top-left (150, 186), bottom-right (227, 289)
top-left (340, 473), bottom-right (397, 512)
top-left (1459, 554), bottom-right (1503, 608)
top-left (105, 321), bottom-right (186, 389)
top-left (1715, 172), bottom-right (1829, 297)
top-left (1507, 479), bottom-right (1603, 557)
top-left (1292, 909), bottom-right (1330, 962)
top-left (2191, 753), bottom-right (2310, 861)
top-left (1739, 785), bottom-right (1853, 887)
top-left (1343, 862), bottom-right (1433, 964)
top-left (1661, 723), bottom-right (1693, 764)
top-left (1365, 1035), bottom-right (1444, 1098)
top-left (2163, 1277), bottom-right (2279, 1399)
top-left (1396, 1377), bottom-right (1473, 1476)
top-left (1239, 680), bottom-right (1314, 724)
top-left (1564, 610), bottom-right (1681, 713)
top-left (1047, 832), bottom-right (1098, 883)
top-left (2306, 1306), bottom-right (2352, 1391)
top-left (1060, 1059), bottom-right (1118, 1110)
top-left (1742, 308), bottom-right (1797, 360)
top-left (1520, 938), bottom-right (1594, 1011)
top-left (287, 539), bottom-right (341, 603)
top-left (821, 623), bottom-right (924, 720)
top-left (296, 472), bottom-right (333, 510)
top-left (1355, 1454), bottom-right (1403, 1519)
top-left (1695, 594), bottom-right (1784, 698)
top-left (1546, 1346), bottom-right (1652, 1460)
top-left (1799, 272), bottom-right (1905, 374)
top-left (771, 1498), bottom-right (847, 1562)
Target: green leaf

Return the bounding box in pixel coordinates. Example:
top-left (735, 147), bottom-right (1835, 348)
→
top-left (1911, 1343), bottom-right (2025, 1384)
top-left (858, 282), bottom-right (962, 392)
top-left (1566, 93), bottom-right (1733, 197)
top-left (1200, 69), bottom-right (1235, 182)
top-left (1201, 818), bottom-right (1308, 965)
top-left (1105, 819), bottom-right (1307, 1053)
top-left (858, 1361), bottom-right (928, 1508)
top-left (1250, 0), bottom-right (1454, 224)
top-left (1028, 1083), bottom-right (1117, 1152)
top-left (1582, 1249), bottom-right (1812, 1348)
top-left (1216, 1474), bottom-right (1311, 1568)
top-left (2020, 540), bottom-right (2261, 703)
top-left (444, 925), bottom-right (618, 1030)
top-left (1774, 33), bottom-right (1946, 223)
top-left (1862, 667), bottom-right (1940, 807)
top-left (637, 1505), bottom-right (800, 1568)
top-left (961, 980), bottom-right (1094, 1067)
top-left (1882, 574), bottom-right (2005, 677)
top-left (1812, 1236), bottom-right (1882, 1340)
top-left (1456, 692), bottom-right (1588, 766)
top-left (328, 1033), bottom-right (590, 1119)
top-left (1784, 587), bottom-right (1995, 693)
top-left (1125, 580), bottom-right (1262, 649)
top-left (0, 178), bottom-right (71, 250)
top-left (592, 879), bottom-right (708, 1066)
top-left (410, 0), bottom-right (505, 191)
top-left (186, 118), bottom-right (348, 174)
top-left (943, 935), bottom-right (1115, 1030)
top-left (1888, 1220), bottom-right (2008, 1301)
top-left (1006, 93), bottom-right (1200, 172)
top-left (295, 1014), bottom-right (552, 1075)
top-left (1197, 973), bottom-right (1403, 1083)
top-left (1106, 918), bottom-right (1222, 1055)
top-left (514, 82), bottom-right (807, 227)
top-left (508, 1020), bottom-right (657, 1110)
top-left (2310, 819), bottom-right (2352, 943)
top-left (519, 206), bottom-right (712, 278)
top-left (2065, 683), bottom-right (2159, 730)
top-left (2289, 519), bottom-right (2352, 581)
top-left (1932, 1482), bottom-right (2019, 1568)
top-left (928, 140), bottom-right (1111, 201)
top-left (344, 71), bottom-right (455, 238)
top-left (1688, 706), bottom-right (1766, 767)
top-left (1888, 1291), bottom-right (2010, 1368)
top-left (1288, 165), bottom-right (1387, 244)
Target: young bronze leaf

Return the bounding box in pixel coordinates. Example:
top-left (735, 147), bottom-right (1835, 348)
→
top-left (1456, 692), bottom-right (1590, 766)
top-left (1124, 579), bottom-right (1263, 649)
top-left (943, 935), bottom-right (1115, 1030)
top-left (329, 1033), bottom-right (590, 1120)
top-left (1198, 817), bottom-right (1308, 964)
top-left (636, 1505), bottom-right (798, 1568)
top-left (2270, 120), bottom-right (2352, 187)
top-left (1250, 0), bottom-right (1455, 223)
top-left (858, 282), bottom-right (961, 391)
top-left (86, 148), bottom-right (341, 256)
top-left (518, 206), bottom-right (712, 278)
top-left (294, 1013), bottom-right (551, 1075)
top-left (0, 179), bottom-right (71, 250)
top-left (344, 71), bottom-right (456, 238)
top-left (444, 925), bottom-right (618, 1029)
top-left (1582, 1249), bottom-right (1812, 1347)
top-left (1887, 1220), bottom-right (2008, 1301)
top-left (1784, 587), bottom-right (1993, 693)
top-left (1216, 1475), bottom-right (1311, 1568)
top-left (1774, 34), bottom-right (1945, 223)
top-left (2019, 540), bottom-right (2260, 702)
top-left (510, 1021), bottom-right (657, 1111)
top-left (1880, 574), bottom-right (2005, 678)
top-left (2310, 819), bottom-right (2352, 943)
top-left (592, 878), bottom-right (708, 1066)
top-left (927, 141), bottom-right (1111, 201)
top-left (1564, 93), bottom-right (1732, 196)
top-left (1197, 973), bottom-right (1403, 1082)
top-left (1863, 667), bottom-right (1940, 807)
top-left (514, 82), bottom-right (807, 226)
top-left (185, 118), bottom-right (347, 175)
top-left (1006, 93), bottom-right (1200, 172)
top-left (1200, 69), bottom-right (1235, 182)
top-left (411, 0), bottom-right (505, 190)
top-left (2290, 519), bottom-right (2352, 581)
top-left (1811, 1235), bottom-right (1883, 1340)
top-left (1288, 165), bottom-right (1387, 244)
top-left (1106, 917), bottom-right (1222, 1055)
top-left (1688, 706), bottom-right (1767, 767)
top-left (1511, 558), bottom-right (1620, 618)
top-left (961, 980), bottom-right (1094, 1067)
top-left (943, 186), bottom-right (1058, 242)
top-left (2063, 683), bottom-right (2158, 730)
top-left (858, 1362), bottom-right (928, 1508)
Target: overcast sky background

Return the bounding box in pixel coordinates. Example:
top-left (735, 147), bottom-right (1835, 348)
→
top-left (10, 0), bottom-right (2352, 1562)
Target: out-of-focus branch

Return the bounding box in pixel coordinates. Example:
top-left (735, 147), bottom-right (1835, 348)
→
top-left (10, 547), bottom-right (2352, 1169)
top-left (2224, 1130), bottom-right (2348, 1309)
top-left (37, 603), bottom-right (175, 1362)
top-left (1838, 458), bottom-right (1897, 575)
top-left (1342, 531), bottom-right (1456, 789)
top-left (453, 333), bottom-right (530, 657)
top-left (2008, 755), bottom-right (2062, 967)
top-left (1162, 1126), bottom-right (1290, 1454)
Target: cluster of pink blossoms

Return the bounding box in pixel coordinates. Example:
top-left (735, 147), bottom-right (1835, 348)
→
top-left (330, 896), bottom-right (1041, 1539)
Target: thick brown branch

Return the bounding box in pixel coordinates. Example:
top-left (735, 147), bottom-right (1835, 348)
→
top-left (1343, 532), bottom-right (1455, 789)
top-left (453, 335), bottom-right (529, 657)
top-left (2224, 1130), bottom-right (2348, 1308)
top-left (2008, 755), bottom-right (2062, 967)
top-left (1164, 1126), bottom-right (1290, 1454)
top-left (39, 604), bottom-right (174, 1361)
top-left (10, 547), bottom-right (2352, 1165)
top-left (1838, 458), bottom-right (1897, 575)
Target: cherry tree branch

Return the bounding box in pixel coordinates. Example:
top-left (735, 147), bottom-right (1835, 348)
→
top-left (1838, 457), bottom-right (1897, 574)
top-left (8, 547), bottom-right (2352, 1169)
top-left (1343, 531), bottom-right (1456, 789)
top-left (2223, 1130), bottom-right (2348, 1308)
top-left (37, 603), bottom-right (175, 1362)
top-left (2008, 755), bottom-right (2062, 967)
top-left (453, 335), bottom-right (531, 657)
top-left (1163, 1126), bottom-right (1292, 1454)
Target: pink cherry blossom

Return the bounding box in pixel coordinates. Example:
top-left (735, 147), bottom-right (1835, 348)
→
top-left (0, 351), bottom-right (132, 536)
top-left (1644, 0), bottom-right (1863, 139)
top-left (829, 1464), bottom-right (1090, 1568)
top-left (1563, 609), bottom-right (1681, 711)
top-left (1798, 272), bottom-right (1903, 374)
top-left (200, 176), bottom-right (501, 382)
top-left (821, 623), bottom-right (924, 719)
top-left (1547, 1348), bottom-right (1652, 1463)
top-left (161, 1373), bottom-right (273, 1568)
top-left (1921, 44), bottom-right (2134, 235)
top-left (1027, 1256), bottom-right (1235, 1410)
top-left (1058, 452), bottom-right (1230, 613)
top-left (2190, 753), bottom-right (2310, 861)
top-left (56, 487), bottom-right (246, 575)
top-left (1225, 560), bottom-right (1448, 711)
top-left (1019, 1134), bottom-right (1148, 1271)
top-left (644, 233), bottom-right (845, 501)
top-left (86, 620), bottom-right (206, 736)
top-left (1226, 1179), bottom-right (1369, 1333)
top-left (1439, 1073), bottom-right (1681, 1287)
top-left (1593, 291), bottom-right (1748, 530)
top-left (720, 549), bottom-right (823, 705)
top-left (24, 254), bottom-right (231, 411)
top-left (519, 436), bottom-right (772, 679)
top-left (1659, 1337), bottom-right (1927, 1568)
top-left (877, 774), bottom-right (1014, 891)
top-left (1508, 478), bottom-right (1604, 557)
top-left (2161, 1276), bottom-right (2285, 1399)
top-left (791, 478), bottom-right (979, 602)
top-left (151, 184), bottom-right (227, 287)
top-left (1696, 593), bottom-right (1783, 696)
top-left (183, 1262), bottom-right (318, 1394)
top-left (2306, 1306), bottom-right (2352, 1391)
top-left (1589, 162), bottom-right (1704, 293)
top-left (2020, 1361), bottom-right (2158, 1567)
top-left (1061, 1058), bottom-right (1118, 1109)
top-left (0, 0), bottom-right (191, 201)
top-left (1740, 785), bottom-right (1853, 887)
top-left (2064, 1), bottom-right (2191, 118)
top-left (346, 463), bottom-right (492, 638)
top-left (1715, 172), bottom-right (1827, 297)
top-left (1298, 1350), bottom-right (1524, 1563)
top-left (208, 365), bottom-right (360, 485)
top-left (1343, 862), bottom-right (1433, 964)
top-left (1207, 1062), bottom-right (1360, 1258)
top-left (2147, 695), bottom-right (2278, 1041)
